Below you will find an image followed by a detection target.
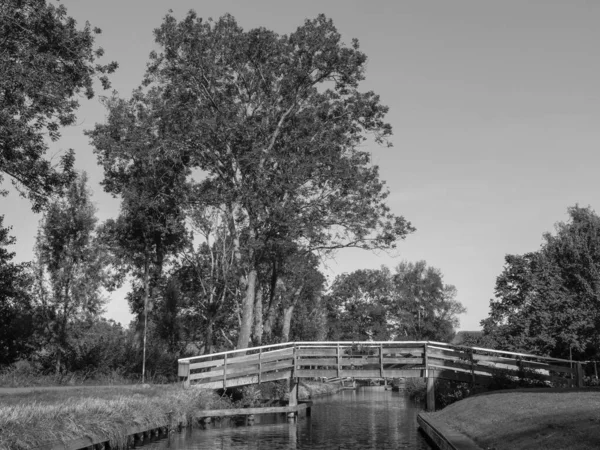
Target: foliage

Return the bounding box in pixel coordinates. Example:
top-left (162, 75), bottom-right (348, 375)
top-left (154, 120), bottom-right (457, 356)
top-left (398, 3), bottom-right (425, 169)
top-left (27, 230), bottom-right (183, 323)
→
top-left (89, 90), bottom-right (191, 378)
top-left (326, 261), bottom-right (465, 342)
top-left (0, 0), bottom-right (116, 210)
top-left (482, 205), bottom-right (600, 361)
top-left (143, 12), bottom-right (414, 348)
top-left (404, 377), bottom-right (427, 402)
top-left (171, 208), bottom-right (240, 354)
top-left (31, 173), bottom-right (113, 373)
top-left (0, 216), bottom-right (36, 366)
top-left (0, 385), bottom-right (225, 449)
top-left (393, 261), bottom-right (465, 341)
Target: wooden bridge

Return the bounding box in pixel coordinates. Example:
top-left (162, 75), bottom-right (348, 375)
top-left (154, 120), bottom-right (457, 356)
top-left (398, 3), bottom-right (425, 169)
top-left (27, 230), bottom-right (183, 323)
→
top-left (178, 341), bottom-right (584, 410)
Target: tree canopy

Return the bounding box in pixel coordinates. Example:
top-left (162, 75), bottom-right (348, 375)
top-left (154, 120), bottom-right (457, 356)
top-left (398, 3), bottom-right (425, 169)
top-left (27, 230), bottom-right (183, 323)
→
top-left (482, 205), bottom-right (600, 361)
top-left (140, 12), bottom-right (414, 348)
top-left (327, 261), bottom-right (465, 342)
top-left (0, 0), bottom-right (116, 210)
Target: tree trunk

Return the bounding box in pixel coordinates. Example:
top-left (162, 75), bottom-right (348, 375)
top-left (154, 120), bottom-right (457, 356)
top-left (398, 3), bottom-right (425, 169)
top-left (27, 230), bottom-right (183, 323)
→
top-left (281, 304), bottom-right (295, 343)
top-left (253, 285), bottom-right (263, 346)
top-left (142, 256), bottom-right (150, 383)
top-left (204, 319), bottom-right (214, 355)
top-left (263, 278), bottom-right (283, 342)
top-left (281, 286), bottom-right (303, 342)
top-left (236, 268), bottom-right (257, 349)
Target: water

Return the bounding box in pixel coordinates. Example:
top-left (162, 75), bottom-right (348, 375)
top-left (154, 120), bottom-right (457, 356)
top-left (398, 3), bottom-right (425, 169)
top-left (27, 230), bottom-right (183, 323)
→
top-left (145, 387), bottom-right (432, 449)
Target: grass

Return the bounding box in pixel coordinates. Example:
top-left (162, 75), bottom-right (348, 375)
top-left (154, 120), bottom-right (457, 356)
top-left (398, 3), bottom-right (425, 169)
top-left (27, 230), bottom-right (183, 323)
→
top-left (0, 362), bottom-right (138, 388)
top-left (0, 385), bottom-right (231, 450)
top-left (299, 380), bottom-right (341, 399)
top-left (426, 389), bottom-right (600, 450)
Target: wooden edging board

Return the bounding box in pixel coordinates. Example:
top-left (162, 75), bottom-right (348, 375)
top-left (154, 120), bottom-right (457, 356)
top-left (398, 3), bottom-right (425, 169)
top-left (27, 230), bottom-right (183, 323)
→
top-left (37, 402), bottom-right (311, 450)
top-left (417, 412), bottom-right (482, 450)
top-left (196, 401), bottom-right (311, 418)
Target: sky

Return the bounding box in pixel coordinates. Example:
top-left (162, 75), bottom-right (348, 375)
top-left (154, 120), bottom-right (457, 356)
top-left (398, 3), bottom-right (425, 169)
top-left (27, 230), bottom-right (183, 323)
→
top-left (2, 0), bottom-right (599, 331)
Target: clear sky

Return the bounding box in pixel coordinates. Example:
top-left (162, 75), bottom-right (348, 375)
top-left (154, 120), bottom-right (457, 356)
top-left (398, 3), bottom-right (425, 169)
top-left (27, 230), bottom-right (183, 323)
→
top-left (2, 0), bottom-right (599, 331)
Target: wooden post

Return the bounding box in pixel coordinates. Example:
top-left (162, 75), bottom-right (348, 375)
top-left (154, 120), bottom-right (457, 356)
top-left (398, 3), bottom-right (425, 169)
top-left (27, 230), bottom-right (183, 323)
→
top-left (424, 342), bottom-right (428, 378)
top-left (425, 343), bottom-right (435, 411)
top-left (426, 374), bottom-right (435, 412)
top-left (379, 343), bottom-right (384, 379)
top-left (178, 360), bottom-right (190, 388)
top-left (469, 349), bottom-right (475, 385)
top-left (258, 348), bottom-right (262, 384)
top-left (293, 343), bottom-right (297, 376)
top-left (337, 344), bottom-right (341, 378)
top-left (223, 353), bottom-right (228, 389)
top-left (576, 362), bottom-right (584, 388)
top-left (289, 377), bottom-right (298, 406)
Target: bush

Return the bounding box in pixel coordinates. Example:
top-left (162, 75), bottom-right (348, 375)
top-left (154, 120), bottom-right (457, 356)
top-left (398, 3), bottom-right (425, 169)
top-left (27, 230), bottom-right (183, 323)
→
top-left (405, 377), bottom-right (426, 402)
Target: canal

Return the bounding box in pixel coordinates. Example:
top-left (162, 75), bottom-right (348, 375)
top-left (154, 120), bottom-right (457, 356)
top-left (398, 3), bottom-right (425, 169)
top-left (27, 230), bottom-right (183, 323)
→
top-left (146, 386), bottom-right (432, 449)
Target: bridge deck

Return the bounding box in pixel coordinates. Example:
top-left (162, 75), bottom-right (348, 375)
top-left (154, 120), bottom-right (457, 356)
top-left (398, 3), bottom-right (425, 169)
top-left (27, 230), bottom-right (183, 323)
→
top-left (178, 341), bottom-right (583, 390)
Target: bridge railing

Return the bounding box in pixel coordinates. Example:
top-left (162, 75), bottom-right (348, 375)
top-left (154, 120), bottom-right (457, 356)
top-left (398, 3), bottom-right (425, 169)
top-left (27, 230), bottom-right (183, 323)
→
top-left (178, 341), bottom-right (582, 389)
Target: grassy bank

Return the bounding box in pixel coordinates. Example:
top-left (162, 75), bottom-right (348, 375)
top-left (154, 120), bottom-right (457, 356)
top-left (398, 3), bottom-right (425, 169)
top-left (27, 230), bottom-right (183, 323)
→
top-left (0, 385), bottom-right (230, 450)
top-left (425, 389), bottom-right (600, 450)
top-left (299, 380), bottom-right (341, 399)
top-left (0, 379), bottom-right (338, 449)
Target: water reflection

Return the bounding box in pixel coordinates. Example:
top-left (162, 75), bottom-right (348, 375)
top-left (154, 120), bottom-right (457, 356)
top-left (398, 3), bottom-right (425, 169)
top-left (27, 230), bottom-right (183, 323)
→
top-left (145, 387), bottom-right (431, 449)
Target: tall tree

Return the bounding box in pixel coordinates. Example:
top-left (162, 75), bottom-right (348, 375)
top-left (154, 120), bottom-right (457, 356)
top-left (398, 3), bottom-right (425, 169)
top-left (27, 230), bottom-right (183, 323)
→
top-left (173, 206), bottom-right (240, 354)
top-left (327, 262), bottom-right (465, 342)
top-left (144, 12), bottom-right (415, 348)
top-left (32, 172), bottom-right (111, 373)
top-left (326, 268), bottom-right (394, 341)
top-left (483, 206), bottom-right (600, 361)
top-left (392, 261), bottom-right (464, 341)
top-left (89, 90), bottom-right (189, 380)
top-left (0, 0), bottom-right (116, 210)
top-left (0, 216), bottom-right (35, 366)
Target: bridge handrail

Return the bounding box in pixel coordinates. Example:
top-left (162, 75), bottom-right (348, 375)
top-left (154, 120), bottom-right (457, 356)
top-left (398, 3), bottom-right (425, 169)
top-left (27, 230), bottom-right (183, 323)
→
top-left (178, 340), bottom-right (577, 365)
top-left (425, 341), bottom-right (575, 364)
top-left (178, 341), bottom-right (294, 362)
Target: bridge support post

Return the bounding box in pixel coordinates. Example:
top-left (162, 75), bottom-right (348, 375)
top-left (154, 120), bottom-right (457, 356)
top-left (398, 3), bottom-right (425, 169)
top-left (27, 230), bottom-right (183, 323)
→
top-left (178, 361), bottom-right (190, 388)
top-left (289, 378), bottom-right (298, 407)
top-left (426, 375), bottom-right (435, 412)
top-left (576, 362), bottom-right (584, 388)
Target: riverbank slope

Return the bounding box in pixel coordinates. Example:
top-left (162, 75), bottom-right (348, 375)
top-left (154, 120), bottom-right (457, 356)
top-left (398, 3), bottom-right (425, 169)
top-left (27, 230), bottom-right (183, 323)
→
top-left (421, 388), bottom-right (600, 450)
top-left (0, 381), bottom-right (337, 449)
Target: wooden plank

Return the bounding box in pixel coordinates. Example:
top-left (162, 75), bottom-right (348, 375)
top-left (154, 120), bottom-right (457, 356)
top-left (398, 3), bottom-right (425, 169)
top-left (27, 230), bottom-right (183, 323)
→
top-left (189, 347), bottom-right (293, 371)
top-left (428, 361), bottom-right (497, 377)
top-left (191, 359), bottom-right (294, 382)
top-left (261, 359), bottom-right (294, 371)
top-left (381, 357), bottom-right (424, 365)
top-left (382, 369), bottom-right (426, 378)
top-left (196, 403), bottom-right (308, 418)
top-left (381, 347), bottom-right (425, 354)
top-left (296, 368), bottom-right (426, 379)
top-left (429, 346), bottom-right (573, 373)
top-left (196, 369), bottom-right (293, 389)
top-left (430, 369), bottom-right (493, 385)
top-left (298, 348), bottom-right (338, 357)
top-left (190, 359), bottom-right (227, 371)
top-left (339, 356), bottom-right (381, 365)
top-left (518, 359), bottom-right (574, 374)
top-left (190, 363), bottom-right (259, 380)
top-left (296, 357), bottom-right (337, 366)
top-left (296, 369), bottom-right (338, 378)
